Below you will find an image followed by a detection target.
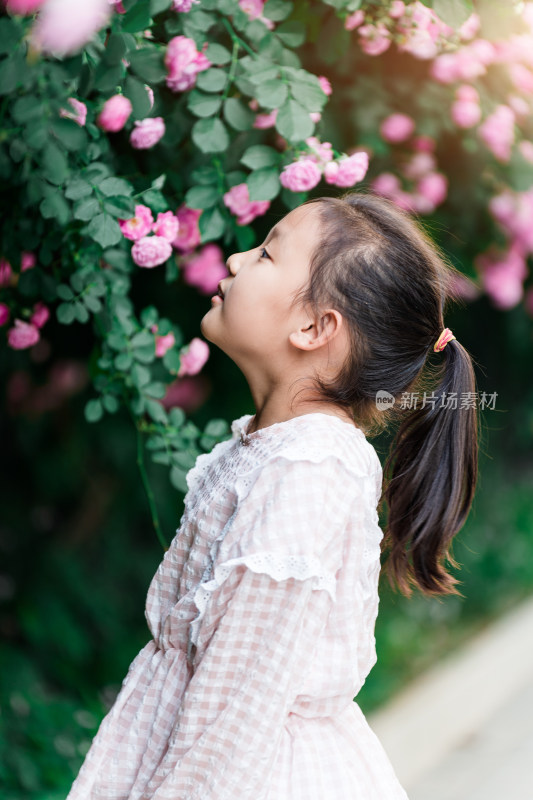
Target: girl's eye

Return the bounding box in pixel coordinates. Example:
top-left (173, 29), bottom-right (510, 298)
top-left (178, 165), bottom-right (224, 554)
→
top-left (259, 247), bottom-right (271, 260)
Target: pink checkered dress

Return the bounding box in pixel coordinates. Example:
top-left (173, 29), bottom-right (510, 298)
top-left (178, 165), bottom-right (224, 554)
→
top-left (67, 412), bottom-right (409, 799)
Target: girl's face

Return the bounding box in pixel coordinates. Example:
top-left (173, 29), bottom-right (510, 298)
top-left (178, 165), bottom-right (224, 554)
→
top-left (200, 203), bottom-right (323, 375)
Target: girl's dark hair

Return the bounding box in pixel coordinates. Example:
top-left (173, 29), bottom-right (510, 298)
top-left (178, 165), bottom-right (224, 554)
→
top-left (294, 192), bottom-right (479, 598)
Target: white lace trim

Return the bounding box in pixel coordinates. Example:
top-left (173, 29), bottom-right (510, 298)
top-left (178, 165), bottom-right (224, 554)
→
top-left (187, 553), bottom-right (337, 663)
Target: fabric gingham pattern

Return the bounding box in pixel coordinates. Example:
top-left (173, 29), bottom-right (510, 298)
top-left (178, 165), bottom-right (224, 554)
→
top-left (66, 412), bottom-right (409, 800)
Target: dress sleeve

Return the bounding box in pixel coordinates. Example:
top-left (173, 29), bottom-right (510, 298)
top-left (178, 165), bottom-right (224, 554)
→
top-left (143, 454), bottom-right (354, 800)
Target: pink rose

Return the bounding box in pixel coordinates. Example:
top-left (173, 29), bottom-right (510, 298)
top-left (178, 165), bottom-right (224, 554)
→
top-left (476, 246), bottom-right (527, 310)
top-left (97, 94), bottom-right (132, 132)
top-left (344, 10), bottom-right (364, 31)
top-left (280, 158), bottom-right (322, 192)
top-left (253, 109), bottom-right (278, 129)
top-left (402, 152), bottom-right (436, 181)
top-left (489, 189), bottom-right (533, 253)
top-left (324, 152), bottom-right (369, 188)
top-left (29, 0), bottom-right (112, 56)
top-left (478, 105), bottom-right (515, 162)
top-left (30, 301), bottom-right (50, 329)
top-left (119, 205), bottom-right (154, 241)
top-left (165, 35), bottom-right (211, 93)
top-left (172, 205), bottom-right (202, 252)
top-left (7, 319), bottom-right (41, 350)
top-left (21, 251), bottom-right (36, 272)
top-left (59, 97), bottom-right (87, 127)
top-left (519, 141), bottom-right (533, 164)
top-left (131, 236), bottom-right (173, 268)
top-left (238, 0), bottom-right (274, 29)
top-left (309, 111), bottom-right (321, 123)
top-left (0, 258), bottom-right (13, 287)
top-left (451, 86), bottom-right (481, 128)
top-left (130, 117), bottom-right (165, 149)
top-left (459, 12), bottom-right (481, 41)
top-left (172, 0), bottom-right (199, 10)
top-left (412, 135), bottom-right (435, 153)
top-left (154, 331), bottom-right (176, 357)
top-left (152, 211), bottom-right (179, 241)
top-left (359, 24), bottom-right (391, 56)
top-left (223, 183), bottom-right (270, 226)
top-left (182, 243), bottom-right (228, 295)
top-left (318, 76), bottom-right (332, 96)
top-left (380, 113), bottom-right (415, 143)
top-left (0, 303), bottom-right (10, 326)
top-left (371, 173), bottom-right (402, 198)
top-left (178, 337), bottom-right (209, 377)
top-left (509, 63), bottom-right (533, 94)
top-left (305, 136), bottom-right (334, 166)
top-left (5, 0), bottom-right (46, 13)
top-left (416, 172), bottom-right (448, 209)
top-left (389, 1), bottom-right (405, 18)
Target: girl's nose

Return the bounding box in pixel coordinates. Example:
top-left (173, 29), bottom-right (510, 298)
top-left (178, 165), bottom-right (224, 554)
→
top-left (226, 252), bottom-right (242, 276)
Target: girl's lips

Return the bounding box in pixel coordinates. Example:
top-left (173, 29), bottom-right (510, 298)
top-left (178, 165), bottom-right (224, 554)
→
top-left (211, 295), bottom-right (223, 304)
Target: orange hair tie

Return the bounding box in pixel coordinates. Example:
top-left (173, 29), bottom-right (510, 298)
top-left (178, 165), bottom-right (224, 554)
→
top-left (433, 328), bottom-right (456, 352)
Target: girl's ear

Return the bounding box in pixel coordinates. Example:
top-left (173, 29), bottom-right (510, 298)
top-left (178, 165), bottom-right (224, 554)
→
top-left (289, 309), bottom-right (344, 351)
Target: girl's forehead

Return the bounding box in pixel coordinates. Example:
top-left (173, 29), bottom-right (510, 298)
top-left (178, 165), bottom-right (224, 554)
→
top-left (273, 203), bottom-right (321, 239)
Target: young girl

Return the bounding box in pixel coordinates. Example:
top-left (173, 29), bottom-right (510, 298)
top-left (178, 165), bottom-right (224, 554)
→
top-left (67, 192), bottom-right (478, 799)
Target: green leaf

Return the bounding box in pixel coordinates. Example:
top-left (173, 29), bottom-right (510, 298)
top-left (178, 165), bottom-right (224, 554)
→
top-left (56, 303), bottom-right (76, 324)
top-left (199, 206), bottom-right (226, 242)
top-left (56, 284), bottom-right (75, 301)
top-left (150, 0), bottom-right (173, 14)
top-left (22, 120), bottom-right (47, 150)
top-left (74, 302), bottom-right (90, 323)
top-left (241, 144), bottom-right (279, 170)
top-left (226, 169), bottom-right (246, 187)
top-left (98, 177), bottom-right (133, 197)
top-left (132, 363), bottom-right (151, 387)
top-left (121, 0), bottom-right (152, 33)
top-left (93, 63), bottom-right (124, 92)
top-left (85, 399), bottom-right (103, 422)
top-left (145, 381), bottom-right (167, 398)
top-left (246, 167), bottom-right (281, 202)
top-left (185, 184), bottom-right (220, 210)
top-left (50, 117), bottom-right (88, 150)
top-left (234, 224), bottom-right (255, 251)
top-left (204, 418), bottom-right (230, 437)
top-left (169, 407), bottom-right (186, 427)
top-left (114, 352), bottom-right (133, 370)
top-left (196, 67), bottom-right (228, 93)
top-left (123, 74), bottom-right (152, 120)
top-left (432, 0), bottom-right (473, 27)
top-left (187, 90), bottom-right (222, 118)
top-left (40, 142), bottom-right (68, 185)
top-left (65, 178), bottom-right (93, 201)
top-left (131, 329), bottom-right (154, 347)
top-left (275, 20), bottom-right (305, 47)
top-left (134, 344), bottom-right (156, 363)
top-left (163, 348), bottom-right (181, 372)
top-left (128, 47), bottom-right (166, 83)
top-left (104, 195), bottom-right (136, 218)
top-left (285, 69), bottom-right (328, 112)
top-left (255, 80), bottom-right (288, 110)
top-left (145, 398), bottom-right (168, 424)
top-left (102, 32), bottom-right (128, 65)
top-left (170, 465), bottom-right (189, 492)
top-left (102, 394), bottom-right (120, 413)
top-left (83, 294), bottom-right (103, 313)
top-left (263, 0), bottom-right (293, 21)
top-left (0, 18), bottom-right (21, 55)
top-left (191, 117), bottom-right (229, 153)
top-left (40, 192), bottom-right (70, 224)
top-left (73, 196), bottom-right (100, 221)
top-left (12, 96), bottom-right (45, 124)
top-left (191, 164), bottom-right (219, 185)
top-left (223, 97), bottom-right (254, 131)
top-left (275, 98), bottom-right (314, 142)
top-left (140, 305), bottom-right (159, 327)
top-left (204, 43), bottom-right (232, 65)
top-left (85, 214), bottom-right (123, 248)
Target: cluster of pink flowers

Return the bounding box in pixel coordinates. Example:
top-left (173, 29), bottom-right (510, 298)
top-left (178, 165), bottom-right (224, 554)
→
top-left (280, 137), bottom-right (369, 193)
top-left (28, 0), bottom-right (111, 56)
top-left (164, 35), bottom-right (210, 93)
top-left (96, 94), bottom-right (165, 149)
top-left (182, 244), bottom-right (227, 295)
top-left (177, 337), bottom-right (209, 377)
top-left (345, 2), bottom-right (465, 61)
top-left (130, 117), bottom-right (165, 149)
top-left (119, 205), bottom-right (178, 267)
top-left (97, 94), bottom-right (132, 132)
top-left (2, 299), bottom-right (50, 351)
top-left (372, 133), bottom-right (448, 215)
top-left (223, 184), bottom-right (270, 226)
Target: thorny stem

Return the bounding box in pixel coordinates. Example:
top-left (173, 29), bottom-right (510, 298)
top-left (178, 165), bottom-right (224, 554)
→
top-left (132, 410), bottom-right (168, 551)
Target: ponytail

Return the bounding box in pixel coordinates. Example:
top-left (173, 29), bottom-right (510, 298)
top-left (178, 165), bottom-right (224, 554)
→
top-left (381, 338), bottom-right (479, 596)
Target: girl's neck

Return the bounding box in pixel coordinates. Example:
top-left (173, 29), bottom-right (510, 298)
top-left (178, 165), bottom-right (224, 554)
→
top-left (247, 403), bottom-right (356, 435)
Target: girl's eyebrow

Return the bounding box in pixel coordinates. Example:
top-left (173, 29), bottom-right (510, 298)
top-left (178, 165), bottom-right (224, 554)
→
top-left (264, 227), bottom-right (281, 245)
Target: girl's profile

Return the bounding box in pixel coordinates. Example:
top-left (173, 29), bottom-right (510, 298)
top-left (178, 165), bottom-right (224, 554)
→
top-left (66, 191), bottom-right (479, 799)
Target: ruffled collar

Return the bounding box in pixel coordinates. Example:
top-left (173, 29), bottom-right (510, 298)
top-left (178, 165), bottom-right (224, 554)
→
top-left (231, 412), bottom-right (365, 446)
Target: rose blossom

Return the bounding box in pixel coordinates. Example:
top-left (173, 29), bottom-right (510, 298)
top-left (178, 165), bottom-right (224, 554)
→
top-left (172, 205), bottom-right (202, 252)
top-left (280, 158), bottom-right (322, 192)
top-left (152, 211), bottom-right (179, 242)
top-left (131, 236), bottom-right (173, 268)
top-left (371, 173), bottom-right (402, 198)
top-left (8, 319), bottom-right (41, 350)
top-left (489, 189), bottom-right (533, 252)
top-left (359, 23), bottom-right (391, 56)
top-left (172, 0), bottom-right (199, 10)
top-left (0, 303), bottom-right (10, 326)
top-left (178, 337), bottom-right (209, 377)
top-left (0, 258), bottom-right (13, 287)
top-left (59, 97), bottom-right (87, 127)
top-left (324, 152), bottom-right (369, 188)
top-left (318, 76), bottom-right (332, 96)
top-left (119, 205), bottom-right (154, 241)
top-left (305, 137), bottom-right (334, 166)
top-left (30, 301), bottom-right (50, 329)
top-left (130, 117), bottom-right (165, 149)
top-left (416, 172), bottom-right (448, 209)
top-left (223, 183), bottom-right (270, 225)
top-left (253, 109), bottom-right (278, 129)
top-left (97, 95), bottom-right (132, 132)
top-left (182, 244), bottom-right (228, 295)
top-left (389, 1), bottom-right (405, 18)
top-left (5, 0), bottom-right (46, 13)
top-left (29, 0), bottom-right (111, 56)
top-left (451, 85), bottom-right (481, 128)
top-left (475, 246), bottom-right (527, 310)
top-left (239, 0), bottom-right (274, 29)
top-left (478, 105), bottom-right (515, 162)
top-left (344, 10), bottom-right (364, 31)
top-left (459, 12), bottom-right (481, 41)
top-left (165, 35), bottom-right (211, 93)
top-left (519, 141), bottom-right (533, 164)
top-left (21, 251), bottom-right (36, 271)
top-left (402, 152), bottom-right (436, 181)
top-left (153, 330), bottom-right (176, 357)
top-left (380, 113), bottom-right (415, 143)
